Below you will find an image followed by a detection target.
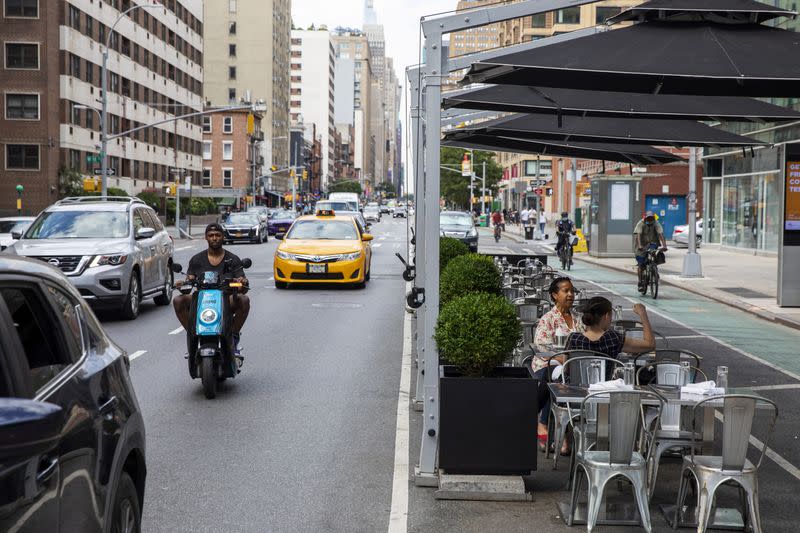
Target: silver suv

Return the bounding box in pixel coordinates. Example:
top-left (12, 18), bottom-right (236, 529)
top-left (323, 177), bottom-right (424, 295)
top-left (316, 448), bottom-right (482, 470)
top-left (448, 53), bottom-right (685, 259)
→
top-left (5, 197), bottom-right (174, 319)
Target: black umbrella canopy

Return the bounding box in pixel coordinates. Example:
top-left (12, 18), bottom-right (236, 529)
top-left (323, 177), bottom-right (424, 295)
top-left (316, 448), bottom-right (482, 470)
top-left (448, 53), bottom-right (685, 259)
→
top-left (442, 85), bottom-right (800, 122)
top-left (442, 133), bottom-right (684, 165)
top-left (461, 113), bottom-right (762, 147)
top-left (606, 0), bottom-right (796, 25)
top-left (464, 21), bottom-right (800, 96)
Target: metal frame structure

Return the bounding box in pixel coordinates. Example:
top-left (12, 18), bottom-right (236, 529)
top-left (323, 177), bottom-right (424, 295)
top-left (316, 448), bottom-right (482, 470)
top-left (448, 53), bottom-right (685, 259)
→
top-left (413, 0), bottom-right (601, 482)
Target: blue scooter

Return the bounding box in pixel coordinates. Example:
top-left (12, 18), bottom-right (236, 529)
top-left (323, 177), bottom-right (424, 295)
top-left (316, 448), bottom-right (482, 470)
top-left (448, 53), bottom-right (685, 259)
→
top-left (171, 259), bottom-right (251, 399)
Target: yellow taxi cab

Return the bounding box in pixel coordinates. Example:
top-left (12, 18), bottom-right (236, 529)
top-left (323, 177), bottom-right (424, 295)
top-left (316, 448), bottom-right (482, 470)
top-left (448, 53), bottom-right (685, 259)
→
top-left (273, 209), bottom-right (373, 289)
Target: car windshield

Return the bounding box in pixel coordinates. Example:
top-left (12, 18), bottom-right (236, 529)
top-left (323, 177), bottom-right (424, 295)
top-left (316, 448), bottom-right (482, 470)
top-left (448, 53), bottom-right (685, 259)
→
top-left (25, 211), bottom-right (129, 239)
top-left (272, 210), bottom-right (295, 219)
top-left (286, 220), bottom-right (358, 240)
top-left (0, 220), bottom-right (30, 233)
top-left (316, 202), bottom-right (350, 212)
top-left (227, 214), bottom-right (259, 225)
top-left (440, 213), bottom-right (472, 227)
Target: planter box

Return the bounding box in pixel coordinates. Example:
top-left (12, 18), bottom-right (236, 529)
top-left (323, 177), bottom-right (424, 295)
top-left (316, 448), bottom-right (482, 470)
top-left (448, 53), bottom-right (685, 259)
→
top-left (439, 365), bottom-right (538, 475)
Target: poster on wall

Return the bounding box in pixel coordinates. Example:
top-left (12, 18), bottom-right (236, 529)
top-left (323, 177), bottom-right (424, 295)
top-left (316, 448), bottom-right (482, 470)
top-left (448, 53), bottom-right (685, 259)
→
top-left (787, 162), bottom-right (800, 230)
top-left (610, 183), bottom-right (630, 220)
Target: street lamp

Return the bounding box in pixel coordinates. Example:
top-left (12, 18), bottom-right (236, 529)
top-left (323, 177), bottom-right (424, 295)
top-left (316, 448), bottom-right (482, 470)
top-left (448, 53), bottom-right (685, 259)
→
top-left (15, 185), bottom-right (23, 215)
top-left (100, 2), bottom-right (164, 200)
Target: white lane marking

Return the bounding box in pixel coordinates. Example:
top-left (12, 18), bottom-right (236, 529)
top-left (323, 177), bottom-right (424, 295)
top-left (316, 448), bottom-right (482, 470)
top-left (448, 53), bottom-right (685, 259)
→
top-left (574, 274), bottom-right (800, 382)
top-left (388, 307), bottom-right (412, 533)
top-left (268, 276), bottom-right (274, 281)
top-left (169, 327), bottom-right (184, 335)
top-left (175, 246), bottom-right (193, 251)
top-left (714, 411), bottom-right (800, 482)
top-left (373, 243), bottom-right (383, 248)
top-left (749, 384), bottom-right (800, 391)
top-left (128, 350), bottom-right (147, 361)
top-left (664, 334), bottom-right (707, 340)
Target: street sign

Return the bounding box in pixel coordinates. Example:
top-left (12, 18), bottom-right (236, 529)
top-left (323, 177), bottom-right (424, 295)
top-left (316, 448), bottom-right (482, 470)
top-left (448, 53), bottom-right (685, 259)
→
top-left (169, 167), bottom-right (187, 175)
top-left (93, 168), bottom-right (116, 176)
top-left (86, 155), bottom-right (101, 164)
top-left (529, 179), bottom-right (548, 187)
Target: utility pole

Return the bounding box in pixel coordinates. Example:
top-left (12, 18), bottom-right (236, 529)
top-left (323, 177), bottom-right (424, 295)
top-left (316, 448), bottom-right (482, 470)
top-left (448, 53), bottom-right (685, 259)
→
top-left (481, 160), bottom-right (486, 216)
top-left (292, 143), bottom-right (299, 213)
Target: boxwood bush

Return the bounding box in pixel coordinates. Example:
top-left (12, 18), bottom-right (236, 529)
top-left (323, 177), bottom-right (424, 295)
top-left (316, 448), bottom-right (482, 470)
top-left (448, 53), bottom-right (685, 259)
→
top-left (435, 292), bottom-right (520, 376)
top-left (440, 237), bottom-right (470, 271)
top-left (440, 253), bottom-right (501, 307)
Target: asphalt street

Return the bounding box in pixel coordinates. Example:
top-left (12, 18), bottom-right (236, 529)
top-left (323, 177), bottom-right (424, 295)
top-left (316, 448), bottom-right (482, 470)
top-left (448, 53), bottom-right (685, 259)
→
top-left (99, 217), bottom-right (411, 533)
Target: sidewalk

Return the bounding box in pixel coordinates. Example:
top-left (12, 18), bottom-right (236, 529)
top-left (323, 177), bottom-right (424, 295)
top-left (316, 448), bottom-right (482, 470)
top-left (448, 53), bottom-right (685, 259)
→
top-left (577, 246), bottom-right (800, 330)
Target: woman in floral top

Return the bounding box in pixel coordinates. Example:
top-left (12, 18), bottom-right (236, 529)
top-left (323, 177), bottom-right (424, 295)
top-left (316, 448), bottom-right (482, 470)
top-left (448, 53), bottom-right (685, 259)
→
top-left (532, 277), bottom-right (585, 453)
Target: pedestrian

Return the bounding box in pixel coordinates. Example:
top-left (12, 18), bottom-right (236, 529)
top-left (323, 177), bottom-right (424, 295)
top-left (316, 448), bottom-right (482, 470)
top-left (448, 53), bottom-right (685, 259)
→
top-left (539, 210), bottom-right (547, 240)
top-left (520, 206), bottom-right (530, 228)
top-left (502, 208), bottom-right (508, 231)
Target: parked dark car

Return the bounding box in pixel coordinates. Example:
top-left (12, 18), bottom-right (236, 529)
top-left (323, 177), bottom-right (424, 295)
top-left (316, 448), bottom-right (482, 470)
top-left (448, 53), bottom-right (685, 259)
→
top-left (267, 209), bottom-right (297, 236)
top-left (440, 211), bottom-right (479, 252)
top-left (0, 255), bottom-right (147, 532)
top-left (221, 212), bottom-right (268, 244)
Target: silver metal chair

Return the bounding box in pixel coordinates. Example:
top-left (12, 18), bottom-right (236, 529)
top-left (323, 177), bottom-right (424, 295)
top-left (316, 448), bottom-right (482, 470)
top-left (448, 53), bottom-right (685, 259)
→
top-left (634, 349), bottom-right (702, 376)
top-left (568, 390), bottom-right (664, 533)
top-left (547, 352), bottom-right (623, 468)
top-left (674, 394), bottom-right (778, 533)
top-left (511, 296), bottom-right (551, 321)
top-left (635, 362), bottom-right (708, 499)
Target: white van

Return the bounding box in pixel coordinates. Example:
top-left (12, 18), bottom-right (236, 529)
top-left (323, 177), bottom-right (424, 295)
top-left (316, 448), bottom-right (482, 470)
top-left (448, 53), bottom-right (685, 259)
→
top-left (328, 192), bottom-right (361, 212)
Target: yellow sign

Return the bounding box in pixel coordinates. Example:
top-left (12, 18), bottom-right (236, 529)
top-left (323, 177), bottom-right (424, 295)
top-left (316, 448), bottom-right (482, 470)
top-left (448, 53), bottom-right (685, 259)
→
top-left (245, 195), bottom-right (254, 203)
top-left (787, 161), bottom-right (800, 230)
top-left (83, 177), bottom-right (98, 192)
top-left (247, 113), bottom-right (255, 135)
top-left (16, 198), bottom-right (22, 210)
top-left (574, 228), bottom-right (588, 253)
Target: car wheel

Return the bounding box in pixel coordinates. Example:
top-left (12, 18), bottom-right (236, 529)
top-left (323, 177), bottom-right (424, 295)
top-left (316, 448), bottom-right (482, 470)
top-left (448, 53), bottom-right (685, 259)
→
top-left (153, 268), bottom-right (173, 306)
top-left (110, 472), bottom-right (141, 533)
top-left (275, 280), bottom-right (288, 289)
top-left (120, 272), bottom-right (141, 320)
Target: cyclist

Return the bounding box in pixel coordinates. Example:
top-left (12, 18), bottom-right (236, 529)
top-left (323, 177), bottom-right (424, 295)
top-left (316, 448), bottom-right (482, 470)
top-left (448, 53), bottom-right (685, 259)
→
top-left (173, 223), bottom-right (251, 360)
top-left (491, 210), bottom-right (503, 241)
top-left (555, 212), bottom-right (576, 267)
top-left (634, 211), bottom-right (667, 291)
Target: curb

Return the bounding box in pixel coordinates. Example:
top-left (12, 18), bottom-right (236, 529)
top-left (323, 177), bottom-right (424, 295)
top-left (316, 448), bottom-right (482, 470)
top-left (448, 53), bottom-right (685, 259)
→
top-left (575, 255), bottom-right (800, 332)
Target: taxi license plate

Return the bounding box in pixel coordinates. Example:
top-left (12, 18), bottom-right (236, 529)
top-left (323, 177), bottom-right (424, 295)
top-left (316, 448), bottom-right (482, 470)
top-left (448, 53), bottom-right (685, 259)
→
top-left (235, 233), bottom-right (245, 237)
top-left (307, 263), bottom-right (327, 274)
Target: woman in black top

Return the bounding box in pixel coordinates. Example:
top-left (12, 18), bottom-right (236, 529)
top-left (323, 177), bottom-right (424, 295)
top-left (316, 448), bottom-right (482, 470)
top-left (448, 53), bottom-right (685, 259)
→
top-left (566, 297), bottom-right (655, 358)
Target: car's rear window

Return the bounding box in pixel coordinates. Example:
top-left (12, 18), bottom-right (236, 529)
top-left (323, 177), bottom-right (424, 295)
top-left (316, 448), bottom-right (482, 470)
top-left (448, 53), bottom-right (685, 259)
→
top-left (316, 202), bottom-right (351, 212)
top-left (0, 220), bottom-right (29, 233)
top-left (286, 220), bottom-right (358, 240)
top-left (25, 211), bottom-right (129, 239)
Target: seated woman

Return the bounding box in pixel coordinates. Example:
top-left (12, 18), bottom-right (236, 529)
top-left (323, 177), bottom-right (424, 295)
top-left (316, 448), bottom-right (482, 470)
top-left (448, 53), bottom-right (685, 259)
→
top-left (566, 297), bottom-right (655, 358)
top-left (532, 277), bottom-right (585, 453)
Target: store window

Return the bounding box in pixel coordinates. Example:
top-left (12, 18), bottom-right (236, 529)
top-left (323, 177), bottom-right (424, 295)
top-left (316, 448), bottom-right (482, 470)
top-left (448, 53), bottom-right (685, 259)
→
top-left (721, 173), bottom-right (781, 252)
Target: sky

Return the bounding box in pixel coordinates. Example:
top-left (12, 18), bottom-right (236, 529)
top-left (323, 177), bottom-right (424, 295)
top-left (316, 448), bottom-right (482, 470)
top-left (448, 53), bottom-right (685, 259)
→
top-left (292, 0), bottom-right (458, 190)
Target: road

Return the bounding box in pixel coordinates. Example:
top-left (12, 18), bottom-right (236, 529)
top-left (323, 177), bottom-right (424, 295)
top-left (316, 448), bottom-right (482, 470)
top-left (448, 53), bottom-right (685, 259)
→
top-left (95, 222), bottom-right (800, 532)
top-left (100, 217), bottom-right (410, 533)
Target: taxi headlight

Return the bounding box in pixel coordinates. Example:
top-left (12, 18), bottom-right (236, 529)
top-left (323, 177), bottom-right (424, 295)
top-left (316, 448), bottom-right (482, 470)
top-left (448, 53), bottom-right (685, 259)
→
top-left (340, 251), bottom-right (362, 261)
top-left (276, 250), bottom-right (297, 260)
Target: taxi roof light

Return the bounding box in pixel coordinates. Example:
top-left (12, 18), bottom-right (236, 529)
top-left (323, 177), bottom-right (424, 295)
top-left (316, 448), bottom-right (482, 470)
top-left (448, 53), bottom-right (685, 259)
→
top-left (316, 209), bottom-right (336, 217)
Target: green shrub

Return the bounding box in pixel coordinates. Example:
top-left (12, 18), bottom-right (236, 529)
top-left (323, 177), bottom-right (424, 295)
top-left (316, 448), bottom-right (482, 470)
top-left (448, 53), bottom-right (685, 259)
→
top-left (440, 253), bottom-right (501, 307)
top-left (440, 237), bottom-right (470, 272)
top-left (136, 190), bottom-right (160, 210)
top-left (435, 292), bottom-right (520, 376)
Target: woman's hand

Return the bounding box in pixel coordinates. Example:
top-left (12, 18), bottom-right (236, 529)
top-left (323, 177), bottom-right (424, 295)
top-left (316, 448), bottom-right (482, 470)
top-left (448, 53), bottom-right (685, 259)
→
top-left (632, 303), bottom-right (647, 318)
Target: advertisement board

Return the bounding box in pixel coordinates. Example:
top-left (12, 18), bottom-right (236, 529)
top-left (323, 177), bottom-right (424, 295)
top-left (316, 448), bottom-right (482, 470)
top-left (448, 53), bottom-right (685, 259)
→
top-left (787, 161), bottom-right (800, 231)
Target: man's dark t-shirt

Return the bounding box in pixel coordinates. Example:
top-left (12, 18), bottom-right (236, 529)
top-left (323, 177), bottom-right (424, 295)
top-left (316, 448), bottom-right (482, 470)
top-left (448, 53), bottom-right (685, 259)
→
top-left (187, 250), bottom-right (245, 281)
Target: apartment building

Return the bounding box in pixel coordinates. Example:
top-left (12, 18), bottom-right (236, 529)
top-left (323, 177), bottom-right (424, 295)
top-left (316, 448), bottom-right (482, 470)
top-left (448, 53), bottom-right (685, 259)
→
top-left (201, 108), bottom-right (263, 205)
top-left (203, 0), bottom-right (291, 192)
top-left (290, 29), bottom-right (336, 191)
top-left (0, 0), bottom-right (204, 215)
top-left (447, 0), bottom-right (501, 89)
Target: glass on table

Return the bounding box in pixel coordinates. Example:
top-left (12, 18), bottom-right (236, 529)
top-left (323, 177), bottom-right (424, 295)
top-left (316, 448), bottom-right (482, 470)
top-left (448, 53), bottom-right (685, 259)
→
top-left (623, 361), bottom-right (636, 385)
top-left (716, 365), bottom-right (729, 389)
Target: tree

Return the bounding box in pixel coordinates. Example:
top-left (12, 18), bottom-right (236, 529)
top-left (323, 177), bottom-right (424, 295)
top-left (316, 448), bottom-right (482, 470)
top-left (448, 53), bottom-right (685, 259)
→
top-left (439, 148), bottom-right (503, 211)
top-left (58, 166), bottom-right (84, 197)
top-left (328, 181), bottom-right (362, 194)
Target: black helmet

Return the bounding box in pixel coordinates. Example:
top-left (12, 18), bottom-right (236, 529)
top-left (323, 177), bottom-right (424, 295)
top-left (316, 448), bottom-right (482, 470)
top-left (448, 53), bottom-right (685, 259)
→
top-left (561, 211), bottom-right (568, 218)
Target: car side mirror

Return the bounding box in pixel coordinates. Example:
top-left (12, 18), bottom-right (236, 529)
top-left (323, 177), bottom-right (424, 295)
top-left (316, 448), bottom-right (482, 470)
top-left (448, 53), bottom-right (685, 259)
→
top-left (0, 399), bottom-right (64, 460)
top-left (362, 234), bottom-right (374, 242)
top-left (275, 232), bottom-right (285, 240)
top-left (11, 231), bottom-right (22, 240)
top-left (171, 263), bottom-right (184, 273)
top-left (136, 227), bottom-right (156, 239)
top-left (241, 258), bottom-right (253, 269)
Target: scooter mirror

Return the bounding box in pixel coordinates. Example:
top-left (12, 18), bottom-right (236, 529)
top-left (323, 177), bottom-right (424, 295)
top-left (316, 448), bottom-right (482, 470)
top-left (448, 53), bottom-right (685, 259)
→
top-left (241, 258), bottom-right (253, 269)
top-left (171, 263), bottom-right (184, 273)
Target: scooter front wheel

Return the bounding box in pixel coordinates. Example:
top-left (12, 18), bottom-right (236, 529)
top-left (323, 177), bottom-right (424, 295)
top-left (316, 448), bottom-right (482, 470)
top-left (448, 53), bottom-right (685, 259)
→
top-left (201, 358), bottom-right (217, 399)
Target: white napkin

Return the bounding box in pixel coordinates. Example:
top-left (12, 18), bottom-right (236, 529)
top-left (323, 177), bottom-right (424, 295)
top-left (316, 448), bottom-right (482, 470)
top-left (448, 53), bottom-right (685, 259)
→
top-left (550, 362), bottom-right (564, 381)
top-left (681, 381), bottom-right (724, 396)
top-left (588, 379), bottom-right (633, 392)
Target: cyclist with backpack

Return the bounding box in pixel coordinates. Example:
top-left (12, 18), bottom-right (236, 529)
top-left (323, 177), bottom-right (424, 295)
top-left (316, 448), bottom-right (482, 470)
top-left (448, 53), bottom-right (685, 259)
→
top-left (634, 211), bottom-right (668, 291)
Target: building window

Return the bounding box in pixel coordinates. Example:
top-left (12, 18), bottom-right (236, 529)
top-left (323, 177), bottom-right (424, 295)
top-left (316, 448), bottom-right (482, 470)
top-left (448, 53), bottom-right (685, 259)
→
top-left (5, 0), bottom-right (38, 17)
top-left (228, 0), bottom-right (236, 13)
top-left (202, 168), bottom-right (211, 187)
top-left (223, 116), bottom-right (233, 134)
top-left (556, 7), bottom-right (580, 24)
top-left (69, 5), bottom-right (80, 30)
top-left (202, 141), bottom-right (212, 160)
top-left (69, 53), bottom-right (81, 77)
top-left (69, 149), bottom-right (81, 170)
top-left (229, 22), bottom-right (236, 35)
top-left (229, 44), bottom-right (236, 57)
top-left (595, 6), bottom-right (622, 24)
top-left (5, 93), bottom-right (39, 119)
top-left (202, 115), bottom-right (212, 133)
top-left (228, 66), bottom-right (236, 80)
top-left (6, 144), bottom-right (39, 170)
top-left (530, 13), bottom-right (547, 28)
top-left (222, 141), bottom-right (233, 160)
top-left (228, 88), bottom-right (236, 101)
top-left (5, 42), bottom-right (39, 69)
top-left (222, 168), bottom-right (233, 187)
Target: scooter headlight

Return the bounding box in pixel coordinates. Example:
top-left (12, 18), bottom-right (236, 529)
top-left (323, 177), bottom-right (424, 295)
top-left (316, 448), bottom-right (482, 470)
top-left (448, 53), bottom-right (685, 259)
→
top-left (200, 309), bottom-right (218, 324)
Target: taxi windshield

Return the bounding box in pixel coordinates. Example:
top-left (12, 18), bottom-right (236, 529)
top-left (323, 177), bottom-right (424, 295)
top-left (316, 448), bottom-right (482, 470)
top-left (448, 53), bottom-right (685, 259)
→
top-left (227, 213), bottom-right (259, 225)
top-left (286, 220), bottom-right (358, 240)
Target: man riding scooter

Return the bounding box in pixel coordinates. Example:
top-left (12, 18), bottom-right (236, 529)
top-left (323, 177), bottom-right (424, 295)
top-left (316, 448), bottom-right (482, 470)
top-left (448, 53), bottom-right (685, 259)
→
top-left (173, 223), bottom-right (251, 363)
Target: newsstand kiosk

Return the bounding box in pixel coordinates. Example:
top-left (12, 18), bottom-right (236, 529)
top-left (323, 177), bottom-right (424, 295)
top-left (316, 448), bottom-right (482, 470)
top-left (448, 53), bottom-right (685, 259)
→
top-left (587, 175), bottom-right (643, 258)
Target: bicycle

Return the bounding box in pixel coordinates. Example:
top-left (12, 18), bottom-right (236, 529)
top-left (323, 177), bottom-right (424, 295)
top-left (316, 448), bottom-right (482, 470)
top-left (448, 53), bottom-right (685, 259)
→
top-left (639, 244), bottom-right (665, 299)
top-left (493, 223), bottom-right (502, 242)
top-left (557, 232), bottom-right (575, 271)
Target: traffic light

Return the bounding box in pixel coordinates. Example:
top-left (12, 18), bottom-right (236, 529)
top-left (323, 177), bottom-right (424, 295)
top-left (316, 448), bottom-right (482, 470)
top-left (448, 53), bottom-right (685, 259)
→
top-left (302, 169), bottom-right (308, 181)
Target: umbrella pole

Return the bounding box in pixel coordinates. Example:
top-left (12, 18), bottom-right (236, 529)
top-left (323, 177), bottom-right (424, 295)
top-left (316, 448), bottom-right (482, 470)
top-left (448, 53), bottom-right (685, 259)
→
top-left (682, 147), bottom-right (703, 277)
